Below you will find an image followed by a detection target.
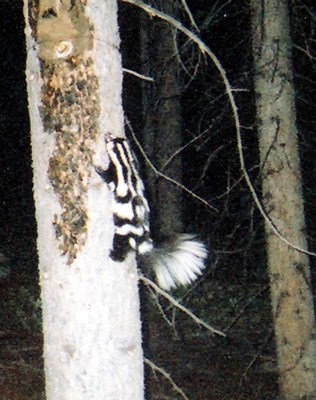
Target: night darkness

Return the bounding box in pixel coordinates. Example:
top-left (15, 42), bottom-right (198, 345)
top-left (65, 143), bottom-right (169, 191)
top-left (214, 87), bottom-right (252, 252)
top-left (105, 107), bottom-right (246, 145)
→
top-left (0, 3), bottom-right (36, 275)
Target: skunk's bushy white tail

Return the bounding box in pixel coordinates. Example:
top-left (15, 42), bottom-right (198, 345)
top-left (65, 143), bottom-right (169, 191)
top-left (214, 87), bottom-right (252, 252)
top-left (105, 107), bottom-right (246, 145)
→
top-left (141, 234), bottom-right (207, 291)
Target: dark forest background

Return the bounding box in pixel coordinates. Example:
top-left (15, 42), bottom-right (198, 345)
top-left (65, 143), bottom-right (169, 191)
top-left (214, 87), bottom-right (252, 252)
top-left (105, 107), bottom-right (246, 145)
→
top-left (0, 1), bottom-right (316, 399)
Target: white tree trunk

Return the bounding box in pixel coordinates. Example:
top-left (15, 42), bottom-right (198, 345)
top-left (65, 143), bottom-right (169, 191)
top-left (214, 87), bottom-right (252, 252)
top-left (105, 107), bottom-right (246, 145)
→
top-left (24, 1), bottom-right (144, 399)
top-left (250, 0), bottom-right (316, 398)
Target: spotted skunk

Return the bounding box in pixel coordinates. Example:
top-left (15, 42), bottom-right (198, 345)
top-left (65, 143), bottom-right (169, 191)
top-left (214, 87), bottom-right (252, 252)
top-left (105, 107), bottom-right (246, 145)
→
top-left (95, 134), bottom-right (207, 290)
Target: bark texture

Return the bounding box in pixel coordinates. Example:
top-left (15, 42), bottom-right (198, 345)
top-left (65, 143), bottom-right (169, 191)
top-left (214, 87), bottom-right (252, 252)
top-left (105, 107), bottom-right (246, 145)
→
top-left (24, 0), bottom-right (144, 398)
top-left (250, 0), bottom-right (316, 398)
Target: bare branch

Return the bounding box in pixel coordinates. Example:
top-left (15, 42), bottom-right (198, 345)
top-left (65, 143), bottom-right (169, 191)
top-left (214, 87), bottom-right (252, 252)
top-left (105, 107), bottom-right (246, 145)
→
top-left (161, 128), bottom-right (208, 171)
top-left (293, 44), bottom-right (316, 62)
top-left (122, 0), bottom-right (316, 257)
top-left (179, 0), bottom-right (199, 32)
top-left (201, 0), bottom-right (233, 30)
top-left (140, 274), bottom-right (226, 337)
top-left (147, 285), bottom-right (174, 327)
top-left (123, 68), bottom-right (154, 81)
top-left (144, 358), bottom-right (190, 400)
top-left (125, 118), bottom-right (218, 212)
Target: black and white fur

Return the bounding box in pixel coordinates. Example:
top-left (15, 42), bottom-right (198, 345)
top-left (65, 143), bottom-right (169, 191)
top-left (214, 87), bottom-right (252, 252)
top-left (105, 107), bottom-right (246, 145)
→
top-left (95, 134), bottom-right (207, 291)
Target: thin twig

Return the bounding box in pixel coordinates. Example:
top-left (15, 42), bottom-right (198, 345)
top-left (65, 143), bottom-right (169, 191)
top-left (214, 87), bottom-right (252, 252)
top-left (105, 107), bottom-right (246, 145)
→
top-left (140, 274), bottom-right (226, 337)
top-left (148, 285), bottom-right (174, 327)
top-left (122, 68), bottom-right (154, 81)
top-left (239, 329), bottom-right (273, 386)
top-left (125, 118), bottom-right (218, 212)
top-left (161, 128), bottom-right (209, 171)
top-left (223, 284), bottom-right (269, 333)
top-left (179, 0), bottom-right (199, 32)
top-left (144, 358), bottom-right (190, 400)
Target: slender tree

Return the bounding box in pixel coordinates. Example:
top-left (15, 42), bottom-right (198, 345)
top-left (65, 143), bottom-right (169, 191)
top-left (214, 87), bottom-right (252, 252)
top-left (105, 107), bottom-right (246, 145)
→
top-left (24, 0), bottom-right (144, 398)
top-left (250, 0), bottom-right (316, 398)
top-left (139, 5), bottom-right (184, 394)
top-left (140, 0), bottom-right (183, 239)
